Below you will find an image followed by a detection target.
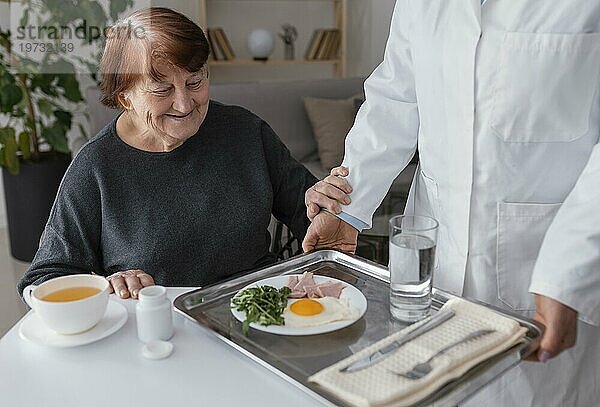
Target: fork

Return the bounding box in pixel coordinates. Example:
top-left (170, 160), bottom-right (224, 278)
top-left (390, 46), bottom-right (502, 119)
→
top-left (391, 329), bottom-right (495, 380)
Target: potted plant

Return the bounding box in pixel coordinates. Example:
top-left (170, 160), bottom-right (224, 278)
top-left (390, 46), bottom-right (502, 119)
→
top-left (0, 0), bottom-right (131, 261)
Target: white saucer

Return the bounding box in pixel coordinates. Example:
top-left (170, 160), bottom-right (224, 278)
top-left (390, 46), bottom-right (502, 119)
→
top-left (142, 340), bottom-right (174, 360)
top-left (19, 300), bottom-right (128, 348)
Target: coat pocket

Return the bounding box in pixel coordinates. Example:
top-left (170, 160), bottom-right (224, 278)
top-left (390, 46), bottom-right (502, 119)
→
top-left (496, 201), bottom-right (562, 311)
top-left (491, 32), bottom-right (600, 143)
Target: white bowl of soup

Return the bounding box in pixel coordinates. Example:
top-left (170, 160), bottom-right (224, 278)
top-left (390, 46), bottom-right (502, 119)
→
top-left (22, 274), bottom-right (110, 334)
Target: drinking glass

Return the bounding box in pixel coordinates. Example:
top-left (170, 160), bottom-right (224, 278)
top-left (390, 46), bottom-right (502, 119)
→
top-left (388, 214), bottom-right (438, 322)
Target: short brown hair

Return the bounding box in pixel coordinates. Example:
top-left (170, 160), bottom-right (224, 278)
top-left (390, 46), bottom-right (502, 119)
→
top-left (99, 7), bottom-right (210, 109)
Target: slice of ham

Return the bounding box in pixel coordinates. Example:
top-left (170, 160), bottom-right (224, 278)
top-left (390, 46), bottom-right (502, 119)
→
top-left (316, 282), bottom-right (345, 299)
top-left (303, 285), bottom-right (321, 299)
top-left (288, 290), bottom-right (307, 298)
top-left (292, 272), bottom-right (316, 292)
top-left (286, 276), bottom-right (299, 289)
top-left (284, 273), bottom-right (346, 299)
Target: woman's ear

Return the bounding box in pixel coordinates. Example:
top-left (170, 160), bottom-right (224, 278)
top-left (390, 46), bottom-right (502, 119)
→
top-left (118, 93), bottom-right (132, 110)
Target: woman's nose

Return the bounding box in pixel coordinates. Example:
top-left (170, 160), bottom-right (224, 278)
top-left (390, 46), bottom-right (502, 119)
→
top-left (171, 89), bottom-right (194, 113)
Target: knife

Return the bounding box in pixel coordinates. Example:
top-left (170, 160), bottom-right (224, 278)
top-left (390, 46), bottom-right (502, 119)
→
top-left (340, 309), bottom-right (456, 374)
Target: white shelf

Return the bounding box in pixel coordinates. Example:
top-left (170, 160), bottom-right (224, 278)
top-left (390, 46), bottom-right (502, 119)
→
top-left (199, 0), bottom-right (346, 77)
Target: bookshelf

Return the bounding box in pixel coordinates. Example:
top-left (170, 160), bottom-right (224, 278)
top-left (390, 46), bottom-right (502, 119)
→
top-left (198, 0), bottom-right (347, 77)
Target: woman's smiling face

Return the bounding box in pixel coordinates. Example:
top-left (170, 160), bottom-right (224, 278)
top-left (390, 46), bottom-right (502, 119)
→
top-left (125, 61), bottom-right (210, 148)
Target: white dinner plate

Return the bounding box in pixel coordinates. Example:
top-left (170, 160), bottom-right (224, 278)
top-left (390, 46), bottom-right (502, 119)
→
top-left (19, 300), bottom-right (128, 347)
top-left (230, 274), bottom-right (367, 336)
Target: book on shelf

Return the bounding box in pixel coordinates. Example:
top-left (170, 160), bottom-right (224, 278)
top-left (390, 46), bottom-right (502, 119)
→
top-left (316, 29), bottom-right (334, 60)
top-left (207, 29), bottom-right (223, 60)
top-left (207, 27), bottom-right (235, 61)
top-left (305, 29), bottom-right (323, 60)
top-left (305, 29), bottom-right (326, 60)
top-left (305, 29), bottom-right (340, 60)
top-left (326, 29), bottom-right (341, 59)
top-left (215, 28), bottom-right (235, 60)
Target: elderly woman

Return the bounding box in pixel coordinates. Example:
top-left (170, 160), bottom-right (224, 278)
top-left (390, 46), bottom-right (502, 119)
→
top-left (17, 7), bottom-right (345, 299)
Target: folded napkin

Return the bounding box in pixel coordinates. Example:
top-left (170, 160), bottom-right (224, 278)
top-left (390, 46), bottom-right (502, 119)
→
top-left (309, 298), bottom-right (528, 407)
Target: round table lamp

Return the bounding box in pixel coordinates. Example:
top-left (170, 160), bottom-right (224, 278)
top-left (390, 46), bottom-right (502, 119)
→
top-left (247, 28), bottom-right (275, 61)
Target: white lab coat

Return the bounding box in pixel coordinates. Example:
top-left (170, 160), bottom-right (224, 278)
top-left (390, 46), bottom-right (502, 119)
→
top-left (342, 1), bottom-right (600, 405)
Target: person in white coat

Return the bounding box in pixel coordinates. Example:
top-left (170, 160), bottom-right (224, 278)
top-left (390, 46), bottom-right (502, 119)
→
top-left (302, 1), bottom-right (600, 405)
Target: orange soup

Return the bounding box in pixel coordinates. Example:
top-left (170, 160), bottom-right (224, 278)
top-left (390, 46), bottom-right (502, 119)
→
top-left (41, 287), bottom-right (101, 302)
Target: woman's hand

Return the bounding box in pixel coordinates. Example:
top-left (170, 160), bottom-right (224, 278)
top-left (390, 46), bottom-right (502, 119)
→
top-left (305, 166), bottom-right (353, 220)
top-left (302, 211), bottom-right (358, 253)
top-left (106, 269), bottom-right (155, 299)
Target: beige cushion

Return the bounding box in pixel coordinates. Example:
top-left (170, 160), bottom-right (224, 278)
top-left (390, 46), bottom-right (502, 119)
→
top-left (303, 93), bottom-right (362, 172)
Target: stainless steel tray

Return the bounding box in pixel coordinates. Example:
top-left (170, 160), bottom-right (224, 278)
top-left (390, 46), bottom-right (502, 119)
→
top-left (173, 250), bottom-right (542, 406)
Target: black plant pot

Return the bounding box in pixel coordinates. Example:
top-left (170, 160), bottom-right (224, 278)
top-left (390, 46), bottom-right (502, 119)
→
top-left (2, 153), bottom-right (71, 262)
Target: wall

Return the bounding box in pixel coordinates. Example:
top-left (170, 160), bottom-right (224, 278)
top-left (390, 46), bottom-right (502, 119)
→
top-left (369, 0), bottom-right (395, 70)
top-left (0, 0), bottom-right (396, 227)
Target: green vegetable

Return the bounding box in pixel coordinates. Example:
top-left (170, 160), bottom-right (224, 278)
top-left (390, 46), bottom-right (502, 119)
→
top-left (231, 285), bottom-right (292, 335)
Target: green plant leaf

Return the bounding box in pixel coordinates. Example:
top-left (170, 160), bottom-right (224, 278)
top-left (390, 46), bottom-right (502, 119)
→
top-left (0, 31), bottom-right (10, 51)
top-left (78, 1), bottom-right (107, 35)
top-left (54, 109), bottom-right (73, 129)
top-left (110, 0), bottom-right (133, 21)
top-left (47, 58), bottom-right (76, 75)
top-left (2, 131), bottom-right (19, 175)
top-left (24, 116), bottom-right (35, 132)
top-left (43, 0), bottom-right (81, 23)
top-left (0, 83), bottom-right (24, 113)
top-left (18, 131), bottom-right (31, 160)
top-left (37, 98), bottom-right (54, 117)
top-left (42, 123), bottom-right (69, 153)
top-left (31, 74), bottom-right (58, 96)
top-left (0, 63), bottom-right (12, 87)
top-left (57, 74), bottom-right (83, 102)
top-left (0, 126), bottom-right (16, 144)
top-left (19, 8), bottom-right (29, 27)
top-left (12, 108), bottom-right (27, 118)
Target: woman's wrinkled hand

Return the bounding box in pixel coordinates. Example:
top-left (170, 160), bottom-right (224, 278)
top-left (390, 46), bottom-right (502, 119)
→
top-left (106, 269), bottom-right (155, 299)
top-left (302, 211), bottom-right (358, 254)
top-left (305, 166), bottom-right (353, 221)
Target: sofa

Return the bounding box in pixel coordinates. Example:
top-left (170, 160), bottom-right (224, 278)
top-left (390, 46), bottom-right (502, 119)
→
top-left (86, 77), bottom-right (415, 222)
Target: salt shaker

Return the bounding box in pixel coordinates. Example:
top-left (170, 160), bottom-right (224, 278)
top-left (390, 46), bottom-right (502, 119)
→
top-left (136, 285), bottom-right (173, 343)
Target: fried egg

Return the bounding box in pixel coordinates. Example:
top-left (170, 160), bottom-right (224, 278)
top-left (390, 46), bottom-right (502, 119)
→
top-left (283, 297), bottom-right (359, 328)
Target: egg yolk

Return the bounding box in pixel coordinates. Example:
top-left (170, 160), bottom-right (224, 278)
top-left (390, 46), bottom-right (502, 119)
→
top-left (290, 299), bottom-right (324, 316)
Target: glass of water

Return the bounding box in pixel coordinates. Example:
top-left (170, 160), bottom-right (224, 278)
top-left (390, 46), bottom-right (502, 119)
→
top-left (388, 214), bottom-right (438, 322)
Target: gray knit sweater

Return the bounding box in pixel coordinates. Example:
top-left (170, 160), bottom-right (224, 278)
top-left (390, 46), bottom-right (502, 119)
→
top-left (18, 101), bottom-right (317, 294)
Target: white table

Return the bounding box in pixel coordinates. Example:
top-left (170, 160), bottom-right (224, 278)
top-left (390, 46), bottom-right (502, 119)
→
top-left (0, 288), bottom-right (322, 407)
